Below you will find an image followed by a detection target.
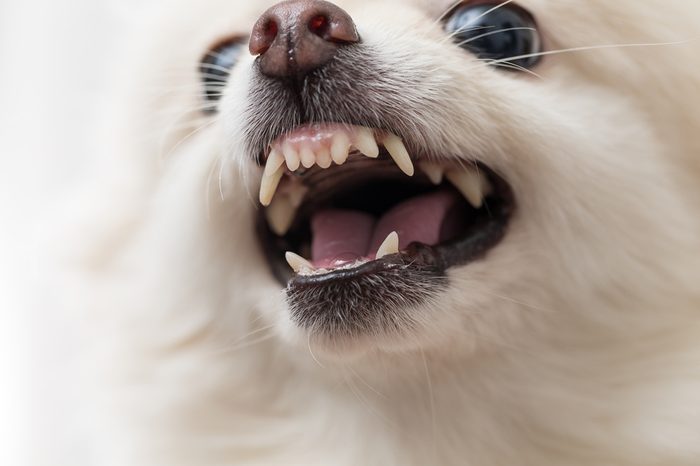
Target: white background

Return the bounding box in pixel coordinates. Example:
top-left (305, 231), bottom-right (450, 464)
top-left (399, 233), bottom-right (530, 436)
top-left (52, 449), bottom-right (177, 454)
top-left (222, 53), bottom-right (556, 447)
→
top-left (0, 1), bottom-right (153, 463)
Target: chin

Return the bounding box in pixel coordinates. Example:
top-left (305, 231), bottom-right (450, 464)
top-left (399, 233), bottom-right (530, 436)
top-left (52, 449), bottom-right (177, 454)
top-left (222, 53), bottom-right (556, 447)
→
top-left (78, 0), bottom-right (700, 464)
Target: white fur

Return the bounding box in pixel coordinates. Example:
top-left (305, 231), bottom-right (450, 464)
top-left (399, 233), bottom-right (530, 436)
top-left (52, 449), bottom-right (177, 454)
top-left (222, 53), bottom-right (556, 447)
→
top-left (70, 0), bottom-right (700, 464)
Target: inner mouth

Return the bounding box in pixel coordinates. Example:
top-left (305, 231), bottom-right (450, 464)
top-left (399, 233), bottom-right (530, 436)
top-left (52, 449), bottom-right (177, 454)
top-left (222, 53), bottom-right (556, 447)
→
top-left (256, 123), bottom-right (515, 287)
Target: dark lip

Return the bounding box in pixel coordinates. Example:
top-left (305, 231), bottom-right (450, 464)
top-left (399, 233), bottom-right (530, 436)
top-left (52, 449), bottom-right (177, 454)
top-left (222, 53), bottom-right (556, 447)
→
top-left (258, 163), bottom-right (514, 287)
top-left (292, 243), bottom-right (440, 287)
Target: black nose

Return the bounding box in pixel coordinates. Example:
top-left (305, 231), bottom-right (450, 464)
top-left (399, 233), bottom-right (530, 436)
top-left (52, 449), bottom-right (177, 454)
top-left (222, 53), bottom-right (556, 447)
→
top-left (249, 0), bottom-right (359, 79)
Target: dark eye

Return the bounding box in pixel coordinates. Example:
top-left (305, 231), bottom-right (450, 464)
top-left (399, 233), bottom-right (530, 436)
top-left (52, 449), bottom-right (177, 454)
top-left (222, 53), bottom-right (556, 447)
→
top-left (199, 38), bottom-right (247, 111)
top-left (444, 2), bottom-right (542, 69)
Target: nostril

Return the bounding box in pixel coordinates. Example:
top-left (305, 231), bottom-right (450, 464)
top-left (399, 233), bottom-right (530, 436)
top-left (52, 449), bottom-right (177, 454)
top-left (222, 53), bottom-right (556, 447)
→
top-left (249, 19), bottom-right (279, 55)
top-left (317, 11), bottom-right (359, 45)
top-left (260, 20), bottom-right (279, 53)
top-left (265, 20), bottom-right (279, 41)
top-left (308, 15), bottom-right (330, 38)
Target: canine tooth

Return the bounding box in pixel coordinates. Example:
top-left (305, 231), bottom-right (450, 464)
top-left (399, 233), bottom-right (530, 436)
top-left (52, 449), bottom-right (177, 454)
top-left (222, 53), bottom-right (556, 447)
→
top-left (263, 149), bottom-right (285, 179)
top-left (331, 133), bottom-right (350, 165)
top-left (446, 168), bottom-right (484, 208)
top-left (266, 195), bottom-right (296, 236)
top-left (354, 127), bottom-right (379, 158)
top-left (419, 162), bottom-right (444, 185)
top-left (383, 133), bottom-right (414, 176)
top-left (259, 164), bottom-right (285, 206)
top-left (318, 148), bottom-right (333, 168)
top-left (285, 251), bottom-right (314, 273)
top-left (285, 182), bottom-right (308, 208)
top-left (282, 142), bottom-right (300, 171)
top-left (299, 146), bottom-right (316, 168)
top-left (375, 231), bottom-right (400, 260)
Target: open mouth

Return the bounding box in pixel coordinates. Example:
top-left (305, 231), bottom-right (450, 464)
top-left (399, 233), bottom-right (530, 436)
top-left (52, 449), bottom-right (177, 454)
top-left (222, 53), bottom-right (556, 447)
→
top-left (255, 123), bottom-right (514, 334)
top-left (257, 123), bottom-right (514, 281)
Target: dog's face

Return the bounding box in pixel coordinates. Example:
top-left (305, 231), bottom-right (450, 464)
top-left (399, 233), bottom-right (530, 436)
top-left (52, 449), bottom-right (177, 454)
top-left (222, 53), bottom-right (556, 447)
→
top-left (123, 0), bottom-right (699, 361)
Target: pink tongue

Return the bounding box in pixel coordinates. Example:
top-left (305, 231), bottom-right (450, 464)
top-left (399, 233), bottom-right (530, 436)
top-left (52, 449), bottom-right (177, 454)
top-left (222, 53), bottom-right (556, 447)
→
top-left (311, 190), bottom-right (461, 267)
top-left (368, 190), bottom-right (461, 253)
top-left (311, 210), bottom-right (375, 268)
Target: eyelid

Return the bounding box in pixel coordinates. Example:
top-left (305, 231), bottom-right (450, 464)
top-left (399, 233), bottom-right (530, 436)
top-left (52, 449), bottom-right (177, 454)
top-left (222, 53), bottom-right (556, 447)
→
top-left (200, 35), bottom-right (249, 65)
top-left (199, 36), bottom-right (249, 111)
top-left (442, 0), bottom-right (496, 21)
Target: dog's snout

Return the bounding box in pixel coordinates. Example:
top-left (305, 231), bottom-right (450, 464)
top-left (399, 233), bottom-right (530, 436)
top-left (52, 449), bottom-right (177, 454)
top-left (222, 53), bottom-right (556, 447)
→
top-left (249, 0), bottom-right (359, 78)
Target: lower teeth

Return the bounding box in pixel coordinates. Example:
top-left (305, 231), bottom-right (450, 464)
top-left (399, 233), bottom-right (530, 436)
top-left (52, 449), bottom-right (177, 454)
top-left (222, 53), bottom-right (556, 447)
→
top-left (284, 231), bottom-right (401, 275)
top-left (374, 231), bottom-right (399, 260)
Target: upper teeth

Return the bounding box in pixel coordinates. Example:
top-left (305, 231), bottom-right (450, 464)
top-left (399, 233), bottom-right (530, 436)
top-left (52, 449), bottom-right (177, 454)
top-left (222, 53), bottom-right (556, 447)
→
top-left (444, 166), bottom-right (491, 209)
top-left (299, 146), bottom-right (316, 168)
top-left (259, 151), bottom-right (285, 206)
top-left (265, 195), bottom-right (296, 236)
top-left (330, 133), bottom-right (351, 165)
top-left (381, 133), bottom-right (414, 177)
top-left (258, 125), bottom-right (413, 206)
top-left (265, 178), bottom-right (308, 235)
top-left (265, 161), bottom-right (491, 237)
top-left (282, 142), bottom-right (301, 171)
top-left (419, 162), bottom-right (490, 209)
top-left (354, 127), bottom-right (379, 158)
top-left (418, 161), bottom-right (444, 185)
top-left (260, 125), bottom-right (492, 239)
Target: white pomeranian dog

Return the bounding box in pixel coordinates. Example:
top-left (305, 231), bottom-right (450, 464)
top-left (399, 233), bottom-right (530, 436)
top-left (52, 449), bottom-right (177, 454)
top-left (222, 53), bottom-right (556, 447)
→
top-left (74, 0), bottom-right (700, 464)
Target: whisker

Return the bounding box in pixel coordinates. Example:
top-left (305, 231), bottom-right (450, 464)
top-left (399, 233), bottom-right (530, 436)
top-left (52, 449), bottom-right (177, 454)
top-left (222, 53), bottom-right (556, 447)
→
top-left (139, 81), bottom-right (221, 93)
top-left (159, 117), bottom-right (219, 162)
top-left (440, 0), bottom-right (517, 43)
top-left (432, 0), bottom-right (464, 27)
top-left (307, 332), bottom-right (325, 368)
top-left (205, 156), bottom-right (223, 221)
top-left (448, 280), bottom-right (555, 314)
top-left (420, 349), bottom-right (438, 464)
top-left (454, 26), bottom-right (537, 48)
top-left (489, 60), bottom-right (544, 78)
top-left (218, 155), bottom-right (228, 202)
top-left (467, 0), bottom-right (516, 25)
top-left (225, 130), bottom-right (261, 207)
top-left (440, 25), bottom-right (495, 46)
top-left (142, 111), bottom-right (210, 135)
top-left (208, 333), bottom-right (276, 356)
top-left (152, 63), bottom-right (231, 76)
top-left (478, 290), bottom-right (554, 314)
top-left (341, 372), bottom-right (396, 428)
top-left (149, 103), bottom-right (218, 116)
top-left (207, 324), bottom-right (277, 356)
top-left (485, 39), bottom-right (691, 68)
top-left (345, 365), bottom-right (388, 399)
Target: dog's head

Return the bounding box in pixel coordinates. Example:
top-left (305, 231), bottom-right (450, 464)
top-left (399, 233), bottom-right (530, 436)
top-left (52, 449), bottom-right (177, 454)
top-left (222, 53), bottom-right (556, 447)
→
top-left (116, 0), bottom-right (700, 361)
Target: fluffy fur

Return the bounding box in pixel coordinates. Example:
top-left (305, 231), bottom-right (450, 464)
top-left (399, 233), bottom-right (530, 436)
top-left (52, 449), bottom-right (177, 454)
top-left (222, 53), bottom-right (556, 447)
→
top-left (73, 0), bottom-right (700, 464)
